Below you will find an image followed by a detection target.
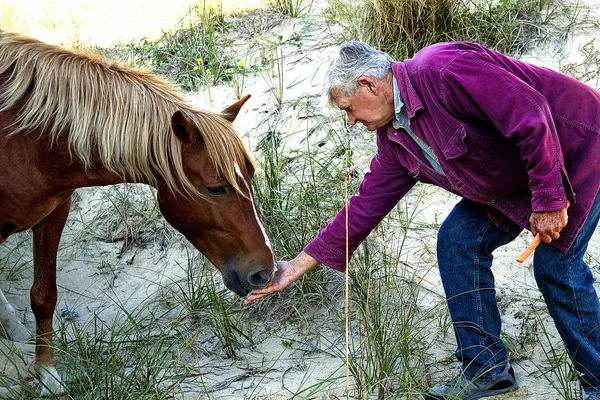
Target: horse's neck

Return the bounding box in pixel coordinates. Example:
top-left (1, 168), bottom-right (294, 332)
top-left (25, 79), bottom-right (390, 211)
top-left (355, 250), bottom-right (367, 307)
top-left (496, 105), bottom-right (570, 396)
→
top-left (0, 118), bottom-right (156, 193)
top-left (36, 134), bottom-right (136, 189)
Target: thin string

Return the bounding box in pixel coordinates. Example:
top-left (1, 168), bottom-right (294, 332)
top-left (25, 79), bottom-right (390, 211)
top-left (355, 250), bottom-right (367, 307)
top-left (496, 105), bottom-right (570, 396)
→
top-left (344, 154), bottom-right (350, 399)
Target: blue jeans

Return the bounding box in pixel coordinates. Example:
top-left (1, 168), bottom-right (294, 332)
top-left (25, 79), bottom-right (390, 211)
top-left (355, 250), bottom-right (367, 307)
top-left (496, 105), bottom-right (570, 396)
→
top-left (437, 192), bottom-right (600, 390)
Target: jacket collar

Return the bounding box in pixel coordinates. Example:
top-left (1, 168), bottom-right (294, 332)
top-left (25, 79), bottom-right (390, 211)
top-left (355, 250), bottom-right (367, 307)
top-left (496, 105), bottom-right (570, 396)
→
top-left (391, 61), bottom-right (424, 119)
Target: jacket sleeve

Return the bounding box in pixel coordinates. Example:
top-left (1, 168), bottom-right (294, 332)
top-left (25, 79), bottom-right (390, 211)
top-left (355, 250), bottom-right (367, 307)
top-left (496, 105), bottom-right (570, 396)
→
top-left (439, 50), bottom-right (571, 212)
top-left (304, 130), bottom-right (416, 271)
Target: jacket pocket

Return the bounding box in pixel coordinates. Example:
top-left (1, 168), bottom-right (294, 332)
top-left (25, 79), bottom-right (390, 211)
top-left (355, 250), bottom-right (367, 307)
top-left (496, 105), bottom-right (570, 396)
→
top-left (442, 125), bottom-right (468, 160)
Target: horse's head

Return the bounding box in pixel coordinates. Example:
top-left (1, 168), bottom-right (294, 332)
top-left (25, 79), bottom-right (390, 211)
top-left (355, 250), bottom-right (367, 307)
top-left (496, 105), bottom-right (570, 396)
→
top-left (158, 95), bottom-right (276, 297)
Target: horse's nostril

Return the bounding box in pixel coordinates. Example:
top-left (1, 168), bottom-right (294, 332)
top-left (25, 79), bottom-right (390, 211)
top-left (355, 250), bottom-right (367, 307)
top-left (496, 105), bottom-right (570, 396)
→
top-left (247, 268), bottom-right (272, 287)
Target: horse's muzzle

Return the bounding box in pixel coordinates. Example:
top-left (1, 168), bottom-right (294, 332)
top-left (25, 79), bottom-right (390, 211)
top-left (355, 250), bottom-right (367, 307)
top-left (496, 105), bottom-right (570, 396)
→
top-left (223, 262), bottom-right (276, 297)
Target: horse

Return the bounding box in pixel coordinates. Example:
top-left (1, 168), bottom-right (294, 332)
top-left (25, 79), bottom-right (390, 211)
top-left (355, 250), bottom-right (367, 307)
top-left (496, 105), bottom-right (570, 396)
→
top-left (0, 30), bottom-right (276, 396)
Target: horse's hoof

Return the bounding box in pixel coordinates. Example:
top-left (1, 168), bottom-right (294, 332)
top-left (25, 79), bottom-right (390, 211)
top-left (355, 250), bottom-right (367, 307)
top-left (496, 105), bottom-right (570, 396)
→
top-left (32, 364), bottom-right (65, 397)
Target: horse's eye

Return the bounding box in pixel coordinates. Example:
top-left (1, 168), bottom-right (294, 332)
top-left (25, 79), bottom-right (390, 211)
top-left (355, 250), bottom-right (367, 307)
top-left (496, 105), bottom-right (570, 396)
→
top-left (206, 186), bottom-right (226, 196)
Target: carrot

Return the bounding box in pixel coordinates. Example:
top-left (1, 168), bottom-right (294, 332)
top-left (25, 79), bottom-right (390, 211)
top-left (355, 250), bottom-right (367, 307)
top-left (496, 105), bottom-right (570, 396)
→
top-left (516, 200), bottom-right (570, 263)
top-left (516, 234), bottom-right (541, 263)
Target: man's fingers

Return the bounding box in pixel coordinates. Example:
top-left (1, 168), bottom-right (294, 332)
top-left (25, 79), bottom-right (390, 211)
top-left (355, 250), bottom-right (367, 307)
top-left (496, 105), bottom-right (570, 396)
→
top-left (249, 285), bottom-right (280, 296)
top-left (243, 295), bottom-right (259, 305)
top-left (539, 231), bottom-right (560, 243)
top-left (540, 233), bottom-right (552, 244)
top-left (244, 291), bottom-right (268, 305)
top-left (244, 282), bottom-right (285, 305)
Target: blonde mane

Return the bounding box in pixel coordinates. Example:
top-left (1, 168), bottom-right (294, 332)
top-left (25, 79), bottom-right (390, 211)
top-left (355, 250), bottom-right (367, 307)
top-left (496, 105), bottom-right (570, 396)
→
top-left (0, 31), bottom-right (253, 196)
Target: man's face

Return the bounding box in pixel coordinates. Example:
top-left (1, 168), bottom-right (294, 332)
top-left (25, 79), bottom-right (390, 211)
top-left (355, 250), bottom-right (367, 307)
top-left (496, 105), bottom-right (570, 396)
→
top-left (331, 79), bottom-right (395, 131)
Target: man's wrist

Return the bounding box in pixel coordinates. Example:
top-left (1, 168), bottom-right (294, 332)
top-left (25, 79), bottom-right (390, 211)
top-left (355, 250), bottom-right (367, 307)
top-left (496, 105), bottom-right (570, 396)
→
top-left (292, 251), bottom-right (320, 273)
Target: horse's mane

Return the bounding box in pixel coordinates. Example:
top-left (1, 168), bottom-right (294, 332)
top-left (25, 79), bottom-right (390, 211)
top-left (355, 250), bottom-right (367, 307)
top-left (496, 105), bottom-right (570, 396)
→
top-left (0, 31), bottom-right (252, 196)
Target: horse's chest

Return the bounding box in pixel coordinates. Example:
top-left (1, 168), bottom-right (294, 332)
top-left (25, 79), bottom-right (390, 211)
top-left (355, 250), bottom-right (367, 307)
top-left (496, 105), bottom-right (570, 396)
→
top-left (0, 188), bottom-right (69, 238)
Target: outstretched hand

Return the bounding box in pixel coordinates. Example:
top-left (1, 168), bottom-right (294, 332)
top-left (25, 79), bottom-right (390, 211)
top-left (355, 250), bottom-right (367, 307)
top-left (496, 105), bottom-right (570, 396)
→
top-left (243, 252), bottom-right (319, 305)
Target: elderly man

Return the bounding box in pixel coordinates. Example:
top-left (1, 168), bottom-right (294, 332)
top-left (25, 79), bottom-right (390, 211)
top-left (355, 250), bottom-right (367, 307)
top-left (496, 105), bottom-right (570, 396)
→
top-left (245, 40), bottom-right (600, 399)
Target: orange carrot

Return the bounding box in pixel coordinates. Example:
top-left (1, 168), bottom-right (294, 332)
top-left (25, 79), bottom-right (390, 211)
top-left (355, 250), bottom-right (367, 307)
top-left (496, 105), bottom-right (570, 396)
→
top-left (516, 234), bottom-right (541, 263)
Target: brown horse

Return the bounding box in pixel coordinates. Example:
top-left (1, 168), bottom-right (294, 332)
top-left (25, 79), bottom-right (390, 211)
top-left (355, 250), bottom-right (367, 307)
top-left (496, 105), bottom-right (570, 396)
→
top-left (0, 31), bottom-right (275, 395)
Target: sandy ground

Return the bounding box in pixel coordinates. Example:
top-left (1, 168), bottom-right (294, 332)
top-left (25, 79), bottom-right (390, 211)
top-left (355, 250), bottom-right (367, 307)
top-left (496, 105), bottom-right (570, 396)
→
top-left (0, 0), bottom-right (600, 399)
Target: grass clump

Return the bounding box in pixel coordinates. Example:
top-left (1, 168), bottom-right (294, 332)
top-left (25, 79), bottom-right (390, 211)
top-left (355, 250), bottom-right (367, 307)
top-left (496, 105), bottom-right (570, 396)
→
top-left (55, 309), bottom-right (182, 400)
top-left (561, 38), bottom-right (600, 88)
top-left (0, 301), bottom-right (190, 400)
top-left (329, 0), bottom-right (587, 59)
top-left (165, 254), bottom-right (253, 359)
top-left (93, 185), bottom-right (175, 257)
top-left (269, 0), bottom-right (316, 18)
top-left (345, 247), bottom-right (433, 398)
top-left (124, 5), bottom-right (239, 91)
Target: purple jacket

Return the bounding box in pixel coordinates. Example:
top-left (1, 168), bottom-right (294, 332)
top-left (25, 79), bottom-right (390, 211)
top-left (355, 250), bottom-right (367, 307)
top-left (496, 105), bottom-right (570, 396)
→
top-left (305, 42), bottom-right (600, 272)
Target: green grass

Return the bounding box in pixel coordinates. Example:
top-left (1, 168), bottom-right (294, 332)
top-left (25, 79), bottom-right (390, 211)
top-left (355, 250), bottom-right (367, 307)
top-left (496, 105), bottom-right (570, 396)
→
top-left (343, 240), bottom-right (435, 398)
top-left (54, 305), bottom-right (182, 399)
top-left (123, 4), bottom-right (240, 91)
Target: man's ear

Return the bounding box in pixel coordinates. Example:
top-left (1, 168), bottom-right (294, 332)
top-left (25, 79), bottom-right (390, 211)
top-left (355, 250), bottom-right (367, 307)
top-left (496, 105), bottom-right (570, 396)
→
top-left (171, 111), bottom-right (201, 147)
top-left (357, 76), bottom-right (379, 95)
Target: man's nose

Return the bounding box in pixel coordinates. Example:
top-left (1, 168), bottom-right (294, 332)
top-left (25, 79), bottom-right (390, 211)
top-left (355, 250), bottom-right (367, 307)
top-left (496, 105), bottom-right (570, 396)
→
top-left (346, 111), bottom-right (356, 125)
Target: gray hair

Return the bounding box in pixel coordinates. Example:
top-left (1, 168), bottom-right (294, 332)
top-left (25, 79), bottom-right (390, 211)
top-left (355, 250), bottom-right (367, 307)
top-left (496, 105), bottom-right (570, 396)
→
top-left (323, 41), bottom-right (393, 107)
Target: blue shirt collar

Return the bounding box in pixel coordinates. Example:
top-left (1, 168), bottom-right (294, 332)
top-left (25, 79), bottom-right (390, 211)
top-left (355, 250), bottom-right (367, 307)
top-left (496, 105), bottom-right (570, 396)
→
top-left (392, 76), bottom-right (405, 129)
top-left (393, 76), bottom-right (404, 114)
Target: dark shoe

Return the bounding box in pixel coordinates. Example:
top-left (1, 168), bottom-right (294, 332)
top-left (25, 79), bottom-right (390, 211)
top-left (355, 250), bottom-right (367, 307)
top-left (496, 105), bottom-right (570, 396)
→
top-left (586, 392), bottom-right (600, 400)
top-left (424, 364), bottom-right (517, 399)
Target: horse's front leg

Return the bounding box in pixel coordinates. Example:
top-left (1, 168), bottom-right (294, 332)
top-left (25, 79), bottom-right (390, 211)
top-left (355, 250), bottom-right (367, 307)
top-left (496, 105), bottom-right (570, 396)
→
top-left (31, 196), bottom-right (72, 397)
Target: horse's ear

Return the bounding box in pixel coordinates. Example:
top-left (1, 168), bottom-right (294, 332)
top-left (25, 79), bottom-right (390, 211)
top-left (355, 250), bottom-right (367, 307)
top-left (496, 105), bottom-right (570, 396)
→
top-left (171, 111), bottom-right (201, 146)
top-left (221, 94), bottom-right (251, 122)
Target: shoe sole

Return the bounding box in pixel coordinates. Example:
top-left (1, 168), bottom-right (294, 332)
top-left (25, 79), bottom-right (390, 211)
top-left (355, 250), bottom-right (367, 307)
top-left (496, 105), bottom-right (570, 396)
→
top-left (423, 384), bottom-right (517, 400)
